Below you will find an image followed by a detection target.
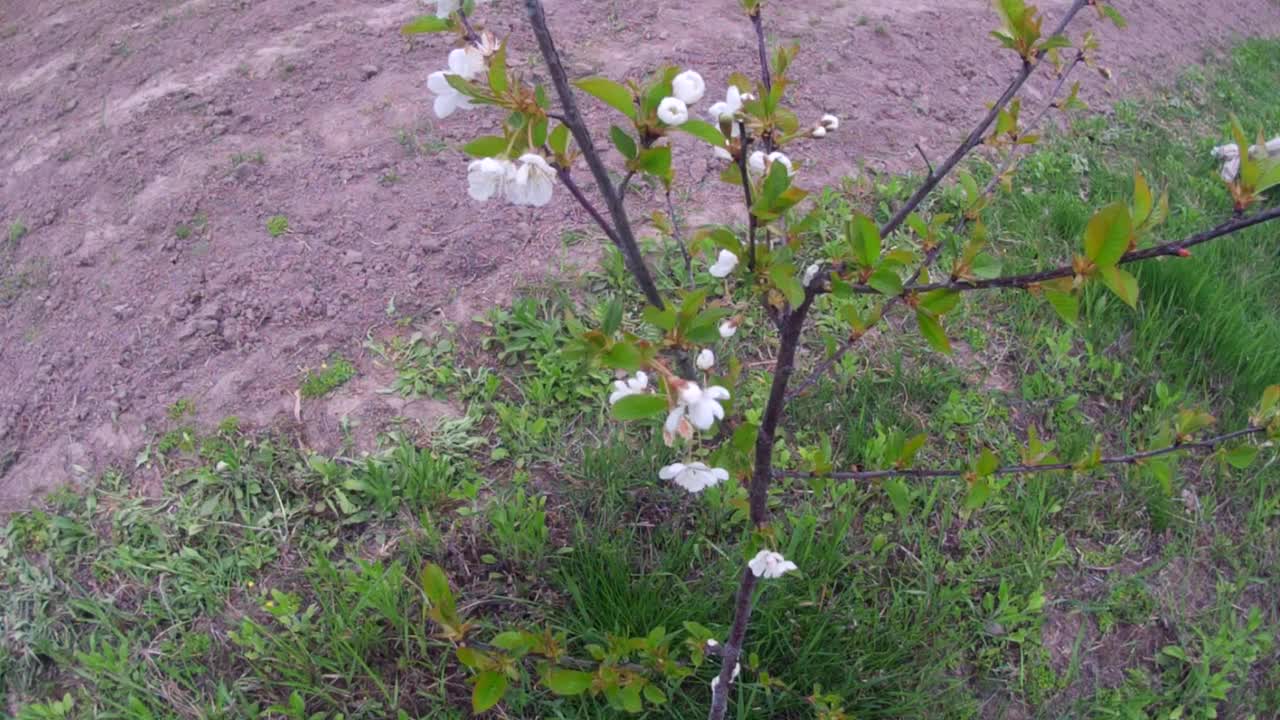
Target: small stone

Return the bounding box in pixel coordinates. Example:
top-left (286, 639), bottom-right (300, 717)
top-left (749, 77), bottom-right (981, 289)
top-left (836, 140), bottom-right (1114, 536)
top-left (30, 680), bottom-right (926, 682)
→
top-left (60, 98), bottom-right (79, 116)
top-left (196, 318), bottom-right (220, 334)
top-left (111, 304), bottom-right (129, 319)
top-left (342, 250), bottom-right (364, 266)
top-left (177, 321), bottom-right (199, 339)
top-left (359, 64), bottom-right (380, 81)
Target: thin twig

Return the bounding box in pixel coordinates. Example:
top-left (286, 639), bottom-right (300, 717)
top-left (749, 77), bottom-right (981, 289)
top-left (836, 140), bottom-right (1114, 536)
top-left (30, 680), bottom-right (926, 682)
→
top-left (736, 119), bottom-right (759, 273)
top-left (750, 8), bottom-right (774, 153)
top-left (915, 142), bottom-right (935, 178)
top-left (457, 9), bottom-right (482, 44)
top-left (667, 188), bottom-right (695, 287)
top-left (775, 427), bottom-right (1267, 481)
top-left (878, 0), bottom-right (1091, 239)
top-left (984, 52), bottom-right (1086, 195)
top-left (525, 0), bottom-right (666, 310)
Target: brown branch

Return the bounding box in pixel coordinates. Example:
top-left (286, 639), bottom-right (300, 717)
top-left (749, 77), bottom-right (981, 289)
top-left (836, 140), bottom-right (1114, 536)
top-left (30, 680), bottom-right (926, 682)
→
top-left (708, 568), bottom-right (758, 720)
top-left (457, 9), bottom-right (482, 45)
top-left (878, 0), bottom-right (1090, 239)
top-left (737, 120), bottom-right (760, 273)
top-left (525, 0), bottom-right (666, 310)
top-left (776, 427), bottom-right (1267, 481)
top-left (750, 8), bottom-right (774, 154)
top-left (790, 51), bottom-right (1088, 400)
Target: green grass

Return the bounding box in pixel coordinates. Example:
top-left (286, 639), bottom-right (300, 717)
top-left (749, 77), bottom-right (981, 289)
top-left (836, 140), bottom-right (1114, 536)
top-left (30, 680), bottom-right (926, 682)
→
top-left (4, 38), bottom-right (1280, 720)
top-left (299, 354), bottom-right (357, 398)
top-left (266, 214), bottom-right (290, 238)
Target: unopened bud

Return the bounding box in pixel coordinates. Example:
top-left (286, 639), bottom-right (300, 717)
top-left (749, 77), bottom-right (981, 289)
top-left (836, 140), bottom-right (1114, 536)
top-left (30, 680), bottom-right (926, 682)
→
top-left (811, 126), bottom-right (827, 138)
top-left (1177, 248), bottom-right (1191, 258)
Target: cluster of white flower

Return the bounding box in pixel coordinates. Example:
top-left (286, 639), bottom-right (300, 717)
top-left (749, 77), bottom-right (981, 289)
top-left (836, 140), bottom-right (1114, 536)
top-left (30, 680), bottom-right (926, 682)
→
top-left (427, 47), bottom-right (485, 119)
top-left (653, 70), bottom-right (706, 127)
top-left (709, 249), bottom-right (739, 278)
top-left (608, 371), bottom-right (649, 404)
top-left (748, 150), bottom-right (794, 177)
top-left (467, 154), bottom-right (557, 207)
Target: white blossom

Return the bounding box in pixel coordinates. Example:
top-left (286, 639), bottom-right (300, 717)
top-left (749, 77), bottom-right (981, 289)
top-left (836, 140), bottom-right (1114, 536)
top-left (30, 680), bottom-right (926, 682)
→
top-left (821, 113), bottom-right (839, 131)
top-left (657, 97), bottom-right (689, 126)
top-left (659, 462), bottom-right (728, 493)
top-left (708, 86), bottom-right (744, 120)
top-left (664, 381), bottom-right (730, 434)
top-left (767, 151), bottom-right (794, 176)
top-left (475, 31), bottom-right (501, 57)
top-left (672, 70), bottom-right (706, 105)
top-left (467, 157), bottom-right (514, 202)
top-left (747, 150), bottom-right (767, 176)
top-left (608, 371), bottom-right (649, 405)
top-left (506, 154), bottom-right (556, 207)
top-left (719, 319), bottom-right (738, 338)
top-left (709, 663), bottom-right (741, 693)
top-left (427, 47), bottom-right (485, 118)
top-left (748, 550), bottom-right (799, 579)
top-left (696, 348), bottom-right (715, 370)
top-left (811, 126), bottom-right (827, 138)
top-left (709, 249), bottom-right (738, 278)
top-left (803, 263), bottom-right (821, 287)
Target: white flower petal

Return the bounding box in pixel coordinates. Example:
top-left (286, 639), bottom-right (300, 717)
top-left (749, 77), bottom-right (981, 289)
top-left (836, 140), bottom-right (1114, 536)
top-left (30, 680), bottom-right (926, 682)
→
top-left (708, 249), bottom-right (739, 278)
top-left (803, 263), bottom-right (821, 287)
top-left (703, 386), bottom-right (730, 401)
top-left (657, 97), bottom-right (689, 126)
top-left (672, 70), bottom-right (706, 105)
top-left (747, 151), bottom-right (766, 176)
top-left (427, 70), bottom-right (452, 95)
top-left (821, 113), bottom-right (839, 130)
top-left (435, 0), bottom-right (460, 18)
top-left (447, 47), bottom-right (486, 80)
top-left (811, 126), bottom-right (827, 138)
top-left (687, 399), bottom-right (719, 430)
top-left (658, 463), bottom-right (685, 481)
top-left (433, 93), bottom-right (459, 119)
top-left (719, 320), bottom-right (738, 338)
top-left (713, 146), bottom-right (733, 161)
top-left (767, 151), bottom-right (794, 176)
top-left (696, 348), bottom-right (715, 371)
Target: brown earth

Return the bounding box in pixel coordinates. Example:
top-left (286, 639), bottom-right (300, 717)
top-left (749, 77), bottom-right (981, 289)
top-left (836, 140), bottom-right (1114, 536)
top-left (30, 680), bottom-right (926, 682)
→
top-left (2, 0), bottom-right (1279, 511)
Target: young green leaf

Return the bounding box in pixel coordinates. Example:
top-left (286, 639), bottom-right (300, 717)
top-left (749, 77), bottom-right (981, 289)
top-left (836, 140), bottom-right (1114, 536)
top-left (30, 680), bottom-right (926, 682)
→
top-left (462, 136), bottom-right (508, 158)
top-left (601, 299), bottom-right (623, 336)
top-left (421, 563), bottom-right (456, 618)
top-left (488, 44), bottom-right (508, 94)
top-left (401, 15), bottom-right (452, 34)
top-left (884, 479), bottom-right (912, 517)
top-left (918, 289), bottom-right (961, 317)
top-left (916, 311), bottom-right (951, 354)
top-left (1044, 288), bottom-right (1079, 325)
top-left (574, 77), bottom-right (637, 119)
top-left (635, 146), bottom-right (673, 185)
top-left (548, 124), bottom-right (570, 155)
top-left (676, 119), bottom-right (728, 147)
top-left (611, 394), bottom-right (668, 421)
top-left (867, 268), bottom-right (904, 297)
top-left (545, 668), bottom-right (594, 696)
top-left (642, 305), bottom-right (676, 331)
top-left (603, 341), bottom-right (643, 371)
top-left (848, 214), bottom-right (881, 267)
top-left (1099, 265), bottom-right (1139, 309)
top-left (1133, 170), bottom-right (1153, 227)
top-left (1223, 444), bottom-right (1259, 470)
top-left (1083, 202), bottom-right (1132, 267)
top-left (473, 671), bottom-right (508, 714)
top-left (610, 126), bottom-right (638, 160)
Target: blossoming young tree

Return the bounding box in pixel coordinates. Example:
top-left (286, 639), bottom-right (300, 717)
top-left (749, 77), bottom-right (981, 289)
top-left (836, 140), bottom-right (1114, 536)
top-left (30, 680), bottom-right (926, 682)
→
top-left (406, 0), bottom-right (1280, 717)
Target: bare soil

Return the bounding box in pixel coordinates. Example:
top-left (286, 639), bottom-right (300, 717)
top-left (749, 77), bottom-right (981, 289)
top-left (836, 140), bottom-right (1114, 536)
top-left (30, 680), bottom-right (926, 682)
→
top-left (2, 0), bottom-right (1278, 510)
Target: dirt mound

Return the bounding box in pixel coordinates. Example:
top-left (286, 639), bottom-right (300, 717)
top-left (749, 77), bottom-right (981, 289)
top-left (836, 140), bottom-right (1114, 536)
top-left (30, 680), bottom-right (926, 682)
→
top-left (1, 0), bottom-right (1277, 510)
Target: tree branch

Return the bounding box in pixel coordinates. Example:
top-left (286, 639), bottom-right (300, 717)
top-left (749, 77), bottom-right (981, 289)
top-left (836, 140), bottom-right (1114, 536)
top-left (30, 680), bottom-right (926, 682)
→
top-left (708, 568), bottom-right (758, 720)
top-left (750, 8), bottom-right (774, 153)
top-left (525, 0), bottom-right (666, 310)
top-left (878, 0), bottom-right (1090, 239)
top-left (776, 427), bottom-right (1267, 481)
top-left (667, 188), bottom-right (695, 287)
top-left (737, 120), bottom-right (760, 273)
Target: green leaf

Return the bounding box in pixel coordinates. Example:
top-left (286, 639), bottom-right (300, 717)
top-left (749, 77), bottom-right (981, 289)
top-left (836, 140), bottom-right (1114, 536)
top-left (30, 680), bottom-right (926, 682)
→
top-left (770, 263), bottom-right (805, 307)
top-left (884, 479), bottom-right (912, 517)
top-left (1133, 170), bottom-right (1153, 227)
top-left (574, 77), bottom-right (637, 119)
top-left (611, 394), bottom-right (668, 421)
top-left (676, 119), bottom-right (727, 147)
top-left (970, 253), bottom-right (1003, 279)
top-left (603, 341), bottom-right (642, 371)
top-left (1098, 3), bottom-right (1127, 28)
top-left (1044, 288), bottom-right (1078, 325)
top-left (1099, 265), bottom-right (1139, 309)
top-left (473, 671), bottom-right (507, 714)
top-left (1083, 202), bottom-right (1132, 267)
top-left (761, 159), bottom-right (790, 205)
top-left (545, 668), bottom-right (594, 696)
top-left (1224, 445), bottom-right (1259, 470)
top-left (601, 299), bottom-right (623, 335)
top-left (462, 136), bottom-right (508, 158)
top-left (975, 448), bottom-right (999, 477)
top-left (610, 126), bottom-right (637, 160)
top-left (642, 683), bottom-right (668, 705)
top-left (635, 146), bottom-right (673, 185)
top-left (617, 683), bottom-right (643, 713)
top-left (548, 124), bottom-right (571, 156)
top-left (642, 305), bottom-right (676, 332)
top-left (421, 563), bottom-right (456, 618)
top-left (849, 214), bottom-right (881, 267)
top-left (918, 289), bottom-right (960, 317)
top-left (917, 311), bottom-right (951, 354)
top-left (964, 476), bottom-right (991, 510)
top-left (401, 15), bottom-right (452, 34)
top-left (867, 268), bottom-right (903, 297)
top-left (488, 43), bottom-right (508, 94)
